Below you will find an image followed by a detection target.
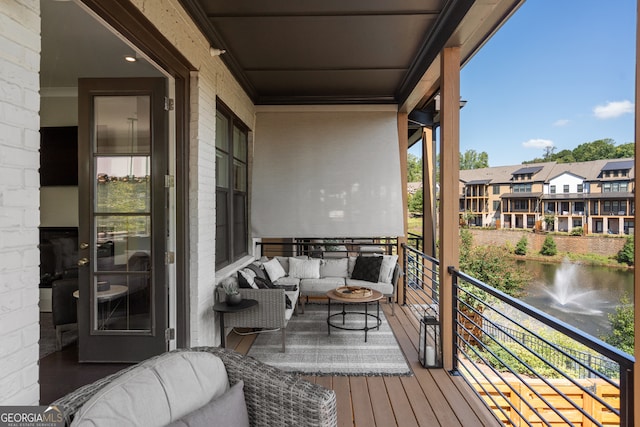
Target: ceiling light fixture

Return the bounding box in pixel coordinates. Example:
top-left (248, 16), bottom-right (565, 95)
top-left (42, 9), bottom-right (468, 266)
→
top-left (124, 55), bottom-right (137, 63)
top-left (209, 47), bottom-right (226, 57)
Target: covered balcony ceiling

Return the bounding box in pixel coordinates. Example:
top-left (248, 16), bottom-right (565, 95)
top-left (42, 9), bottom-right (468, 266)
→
top-left (179, 0), bottom-right (524, 111)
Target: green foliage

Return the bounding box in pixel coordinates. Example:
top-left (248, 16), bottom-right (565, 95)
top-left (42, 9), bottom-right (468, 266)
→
top-left (540, 235), bottom-right (557, 256)
top-left (475, 328), bottom-right (602, 379)
top-left (523, 138), bottom-right (632, 164)
top-left (407, 153), bottom-right (422, 182)
top-left (570, 227), bottom-right (584, 236)
top-left (460, 149), bottom-right (489, 170)
top-left (543, 215), bottom-right (555, 231)
top-left (604, 294), bottom-right (634, 355)
top-left (617, 235), bottom-right (634, 265)
top-left (459, 230), bottom-right (529, 298)
top-left (460, 210), bottom-right (475, 227)
top-left (408, 188), bottom-right (423, 213)
top-left (96, 180), bottom-right (150, 234)
top-left (514, 236), bottom-right (528, 255)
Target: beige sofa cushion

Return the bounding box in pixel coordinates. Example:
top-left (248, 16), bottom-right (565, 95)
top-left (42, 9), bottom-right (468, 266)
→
top-left (71, 352), bottom-right (229, 427)
top-left (320, 258), bottom-right (349, 278)
top-left (345, 278), bottom-right (394, 296)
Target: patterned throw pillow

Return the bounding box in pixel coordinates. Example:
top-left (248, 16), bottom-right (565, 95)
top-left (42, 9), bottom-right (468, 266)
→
top-left (351, 256), bottom-right (383, 283)
top-left (237, 268), bottom-right (257, 289)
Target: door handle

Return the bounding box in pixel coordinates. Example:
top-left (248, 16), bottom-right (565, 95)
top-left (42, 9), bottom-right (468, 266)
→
top-left (80, 242), bottom-right (89, 249)
top-left (77, 257), bottom-right (89, 266)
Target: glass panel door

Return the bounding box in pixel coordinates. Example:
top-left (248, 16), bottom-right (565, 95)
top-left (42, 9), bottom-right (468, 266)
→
top-left (78, 78), bottom-right (167, 362)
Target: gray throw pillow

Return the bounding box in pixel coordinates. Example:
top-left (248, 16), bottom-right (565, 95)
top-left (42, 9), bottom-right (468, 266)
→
top-left (167, 380), bottom-right (249, 427)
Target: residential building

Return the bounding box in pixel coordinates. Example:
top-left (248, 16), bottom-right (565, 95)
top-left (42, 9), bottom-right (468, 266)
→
top-left (460, 159), bottom-right (635, 234)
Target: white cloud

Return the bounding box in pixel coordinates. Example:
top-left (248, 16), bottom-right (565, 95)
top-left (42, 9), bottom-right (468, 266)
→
top-left (553, 119), bottom-right (570, 127)
top-left (593, 100), bottom-right (634, 119)
top-left (522, 139), bottom-right (554, 149)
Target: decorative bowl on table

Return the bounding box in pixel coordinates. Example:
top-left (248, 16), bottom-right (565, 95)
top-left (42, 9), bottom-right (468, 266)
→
top-left (335, 286), bottom-right (373, 298)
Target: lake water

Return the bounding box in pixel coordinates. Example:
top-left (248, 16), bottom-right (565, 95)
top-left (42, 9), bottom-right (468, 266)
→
top-left (517, 260), bottom-right (634, 339)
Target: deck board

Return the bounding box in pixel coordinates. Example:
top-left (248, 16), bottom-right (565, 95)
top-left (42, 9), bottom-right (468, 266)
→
top-left (367, 376), bottom-right (396, 427)
top-left (226, 303), bottom-right (500, 427)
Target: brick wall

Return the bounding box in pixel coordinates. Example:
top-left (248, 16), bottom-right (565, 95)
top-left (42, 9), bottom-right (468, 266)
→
top-left (129, 0), bottom-right (256, 347)
top-left (468, 229), bottom-right (627, 256)
top-left (0, 1), bottom-right (41, 405)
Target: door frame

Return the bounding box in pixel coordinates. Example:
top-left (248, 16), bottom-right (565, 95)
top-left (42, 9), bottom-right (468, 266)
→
top-left (80, 0), bottom-right (194, 347)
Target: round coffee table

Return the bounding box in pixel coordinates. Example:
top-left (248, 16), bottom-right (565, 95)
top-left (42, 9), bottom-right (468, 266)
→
top-left (326, 288), bottom-right (383, 342)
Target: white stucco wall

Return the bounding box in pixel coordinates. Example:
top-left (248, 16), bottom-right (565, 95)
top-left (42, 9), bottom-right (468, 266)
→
top-left (128, 0), bottom-right (256, 346)
top-left (0, 0), bottom-right (41, 405)
top-left (546, 173), bottom-right (585, 194)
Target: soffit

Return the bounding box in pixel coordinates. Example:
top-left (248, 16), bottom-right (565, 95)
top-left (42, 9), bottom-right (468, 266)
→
top-left (179, 0), bottom-right (524, 109)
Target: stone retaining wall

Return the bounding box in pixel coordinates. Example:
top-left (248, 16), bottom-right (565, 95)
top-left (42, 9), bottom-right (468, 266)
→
top-left (468, 229), bottom-right (627, 256)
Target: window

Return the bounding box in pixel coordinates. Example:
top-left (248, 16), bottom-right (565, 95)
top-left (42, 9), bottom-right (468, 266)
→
top-left (577, 184), bottom-right (583, 193)
top-left (550, 185), bottom-right (556, 194)
top-left (603, 182), bottom-right (629, 192)
top-left (493, 185), bottom-right (500, 195)
top-left (563, 184), bottom-right (570, 193)
top-left (513, 200), bottom-right (528, 210)
top-left (513, 183), bottom-right (531, 193)
top-left (493, 200), bottom-right (501, 211)
top-left (215, 102), bottom-right (248, 269)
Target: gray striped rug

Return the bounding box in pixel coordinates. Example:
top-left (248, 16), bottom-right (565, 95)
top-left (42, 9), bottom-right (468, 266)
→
top-left (246, 304), bottom-right (412, 376)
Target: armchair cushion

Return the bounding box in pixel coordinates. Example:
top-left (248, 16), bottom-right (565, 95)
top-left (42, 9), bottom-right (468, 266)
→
top-left (70, 352), bottom-right (228, 427)
top-left (167, 380), bottom-right (249, 427)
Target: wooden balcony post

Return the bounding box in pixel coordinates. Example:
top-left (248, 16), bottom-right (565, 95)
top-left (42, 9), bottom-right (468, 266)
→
top-left (439, 46), bottom-right (461, 371)
top-left (422, 127), bottom-right (436, 257)
top-left (633, 0), bottom-right (639, 421)
top-left (398, 112), bottom-right (409, 304)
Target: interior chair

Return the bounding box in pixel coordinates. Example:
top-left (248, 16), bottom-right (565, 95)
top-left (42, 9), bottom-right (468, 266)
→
top-left (51, 277), bottom-right (78, 350)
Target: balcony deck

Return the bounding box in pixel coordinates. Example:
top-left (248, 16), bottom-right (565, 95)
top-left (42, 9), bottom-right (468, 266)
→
top-left (226, 302), bottom-right (500, 427)
top-left (40, 302), bottom-right (500, 426)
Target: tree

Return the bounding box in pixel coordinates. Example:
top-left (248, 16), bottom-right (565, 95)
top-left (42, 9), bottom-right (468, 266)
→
top-left (604, 294), bottom-right (634, 355)
top-left (523, 139), bottom-right (630, 164)
top-left (407, 153), bottom-right (422, 182)
top-left (459, 231), bottom-right (529, 297)
top-left (514, 236), bottom-right (528, 255)
top-left (460, 149), bottom-right (489, 170)
top-left (543, 214), bottom-right (555, 231)
top-left (408, 188), bottom-right (423, 213)
top-left (615, 142), bottom-right (635, 158)
top-left (540, 235), bottom-right (557, 256)
top-left (617, 235), bottom-right (634, 265)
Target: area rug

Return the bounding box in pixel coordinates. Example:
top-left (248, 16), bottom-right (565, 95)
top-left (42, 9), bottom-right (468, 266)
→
top-left (246, 304), bottom-right (412, 376)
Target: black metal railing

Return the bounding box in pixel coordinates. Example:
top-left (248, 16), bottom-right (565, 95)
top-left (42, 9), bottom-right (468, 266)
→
top-left (401, 244), bottom-right (635, 426)
top-left (407, 232), bottom-right (422, 252)
top-left (255, 237), bottom-right (397, 259)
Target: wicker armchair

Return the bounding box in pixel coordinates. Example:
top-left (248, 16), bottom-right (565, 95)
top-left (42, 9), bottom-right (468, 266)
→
top-left (217, 284), bottom-right (299, 352)
top-left (52, 347), bottom-right (337, 427)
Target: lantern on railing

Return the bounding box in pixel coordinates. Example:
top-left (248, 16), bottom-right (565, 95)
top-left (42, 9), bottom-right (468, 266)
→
top-left (419, 315), bottom-right (442, 368)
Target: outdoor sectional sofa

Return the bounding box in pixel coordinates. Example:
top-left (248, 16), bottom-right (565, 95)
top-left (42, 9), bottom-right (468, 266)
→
top-left (52, 347), bottom-right (337, 427)
top-left (216, 254), bottom-right (399, 352)
top-left (260, 254), bottom-right (400, 315)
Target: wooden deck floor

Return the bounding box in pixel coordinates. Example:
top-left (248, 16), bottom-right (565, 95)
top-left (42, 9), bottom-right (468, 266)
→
top-left (226, 303), bottom-right (501, 427)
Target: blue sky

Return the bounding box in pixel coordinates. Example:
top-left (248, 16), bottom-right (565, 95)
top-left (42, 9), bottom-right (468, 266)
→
top-left (409, 0), bottom-right (636, 166)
